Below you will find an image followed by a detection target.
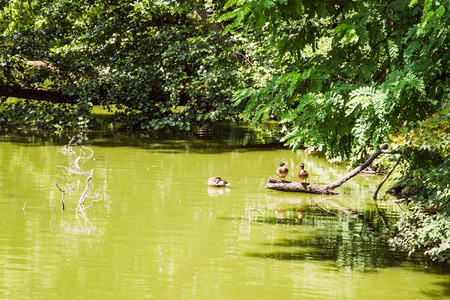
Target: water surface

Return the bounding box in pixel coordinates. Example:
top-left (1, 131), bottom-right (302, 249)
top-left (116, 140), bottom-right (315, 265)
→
top-left (0, 127), bottom-right (449, 299)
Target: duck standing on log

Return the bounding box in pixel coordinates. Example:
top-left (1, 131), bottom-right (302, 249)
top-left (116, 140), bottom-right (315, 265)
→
top-left (297, 163), bottom-right (308, 183)
top-left (276, 162), bottom-right (289, 181)
top-left (208, 177), bottom-right (230, 187)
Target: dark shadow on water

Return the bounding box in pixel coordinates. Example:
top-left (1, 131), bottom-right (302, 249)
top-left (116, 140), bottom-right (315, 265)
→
top-left (435, 281), bottom-right (450, 297)
top-left (246, 250), bottom-right (334, 261)
top-left (410, 268), bottom-right (450, 298)
top-left (419, 281), bottom-right (450, 298)
top-left (245, 233), bottom-right (406, 272)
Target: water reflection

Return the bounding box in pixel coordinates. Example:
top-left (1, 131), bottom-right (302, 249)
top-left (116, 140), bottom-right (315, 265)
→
top-left (239, 190), bottom-right (406, 272)
top-left (246, 208), bottom-right (403, 272)
top-left (0, 122), bottom-right (282, 153)
top-left (207, 187), bottom-right (231, 197)
top-left (1, 126), bottom-right (450, 299)
top-left (274, 199), bottom-right (307, 225)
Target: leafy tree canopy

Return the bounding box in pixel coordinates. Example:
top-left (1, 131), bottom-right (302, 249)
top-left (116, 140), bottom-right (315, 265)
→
top-left (221, 0), bottom-right (449, 158)
top-left (0, 0), bottom-right (253, 130)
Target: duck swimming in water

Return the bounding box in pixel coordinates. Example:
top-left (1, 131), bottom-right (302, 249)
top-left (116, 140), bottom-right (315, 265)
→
top-left (208, 177), bottom-right (230, 187)
top-left (277, 162), bottom-right (289, 181)
top-left (297, 163), bottom-right (308, 183)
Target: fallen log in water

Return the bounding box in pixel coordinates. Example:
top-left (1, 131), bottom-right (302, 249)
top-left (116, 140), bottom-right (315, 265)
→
top-left (265, 178), bottom-right (339, 195)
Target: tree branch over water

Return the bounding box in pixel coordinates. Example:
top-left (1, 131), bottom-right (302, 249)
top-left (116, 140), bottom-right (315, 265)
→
top-left (0, 85), bottom-right (80, 104)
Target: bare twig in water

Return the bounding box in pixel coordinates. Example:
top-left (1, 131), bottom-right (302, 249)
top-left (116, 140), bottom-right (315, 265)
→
top-left (315, 194), bottom-right (340, 205)
top-left (386, 198), bottom-right (407, 212)
top-left (55, 138), bottom-right (107, 219)
top-left (386, 198), bottom-right (407, 203)
top-left (50, 197), bottom-right (56, 213)
top-left (316, 202), bottom-right (338, 215)
top-left (55, 179), bottom-right (75, 211)
top-left (343, 192), bottom-right (356, 205)
top-left (68, 136), bottom-right (77, 146)
top-left (58, 137), bottom-right (77, 155)
top-left (73, 155), bottom-right (82, 169)
top-left (308, 194), bottom-right (314, 204)
top-left (396, 202), bottom-right (405, 212)
top-left (81, 146), bottom-right (94, 159)
top-left (248, 209), bottom-right (261, 224)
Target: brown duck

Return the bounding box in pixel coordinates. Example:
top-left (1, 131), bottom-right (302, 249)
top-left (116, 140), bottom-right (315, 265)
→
top-left (208, 177), bottom-right (230, 187)
top-left (276, 162), bottom-right (289, 181)
top-left (297, 163), bottom-right (308, 183)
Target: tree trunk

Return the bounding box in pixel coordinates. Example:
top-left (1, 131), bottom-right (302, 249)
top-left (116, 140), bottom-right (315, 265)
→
top-left (266, 144), bottom-right (400, 194)
top-left (0, 85), bottom-right (79, 104)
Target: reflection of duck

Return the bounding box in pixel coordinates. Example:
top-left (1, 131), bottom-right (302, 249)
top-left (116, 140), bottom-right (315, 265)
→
top-left (276, 162), bottom-right (289, 181)
top-left (295, 201), bottom-right (306, 225)
top-left (276, 200), bottom-right (288, 223)
top-left (208, 177), bottom-right (230, 187)
top-left (207, 187), bottom-right (230, 197)
top-left (297, 163), bottom-right (308, 183)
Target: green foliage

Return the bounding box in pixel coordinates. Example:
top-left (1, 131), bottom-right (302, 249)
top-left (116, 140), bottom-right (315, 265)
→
top-left (0, 0), bottom-right (249, 131)
top-left (391, 102), bottom-right (450, 157)
top-left (0, 100), bottom-right (92, 131)
top-left (388, 102), bottom-right (450, 262)
top-left (393, 206), bottom-right (450, 262)
top-left (223, 0), bottom-right (449, 158)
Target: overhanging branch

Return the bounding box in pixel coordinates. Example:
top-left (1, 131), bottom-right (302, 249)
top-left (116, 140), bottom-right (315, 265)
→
top-left (0, 85), bottom-right (79, 104)
top-left (327, 144), bottom-right (390, 190)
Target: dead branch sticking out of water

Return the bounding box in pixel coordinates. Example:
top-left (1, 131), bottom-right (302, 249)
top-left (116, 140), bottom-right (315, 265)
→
top-left (55, 179), bottom-right (75, 211)
top-left (57, 136), bottom-right (77, 155)
top-left (55, 140), bottom-right (107, 220)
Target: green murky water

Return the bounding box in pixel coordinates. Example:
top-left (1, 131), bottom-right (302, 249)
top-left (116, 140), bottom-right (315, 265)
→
top-left (0, 127), bottom-right (449, 299)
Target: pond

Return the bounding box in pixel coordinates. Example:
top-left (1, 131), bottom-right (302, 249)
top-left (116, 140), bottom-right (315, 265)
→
top-left (0, 125), bottom-right (449, 299)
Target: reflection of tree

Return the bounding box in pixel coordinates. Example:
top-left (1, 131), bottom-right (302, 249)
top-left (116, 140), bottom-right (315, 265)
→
top-left (251, 193), bottom-right (403, 270)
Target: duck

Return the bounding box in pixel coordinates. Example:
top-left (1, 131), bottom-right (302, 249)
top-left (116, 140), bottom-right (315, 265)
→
top-left (276, 162), bottom-right (289, 181)
top-left (208, 177), bottom-right (230, 187)
top-left (297, 163), bottom-right (308, 183)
